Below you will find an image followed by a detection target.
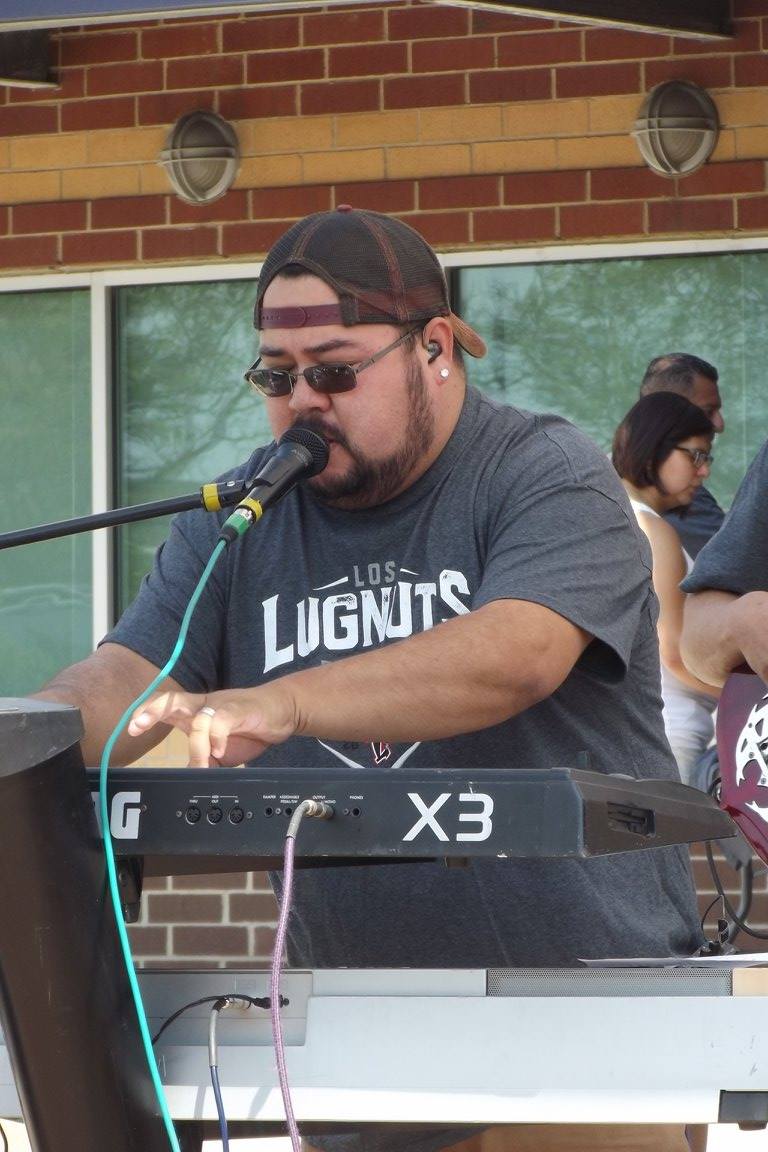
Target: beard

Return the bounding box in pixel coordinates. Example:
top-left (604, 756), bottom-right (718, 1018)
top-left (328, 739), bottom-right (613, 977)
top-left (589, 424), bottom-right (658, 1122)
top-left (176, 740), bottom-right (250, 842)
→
top-left (293, 360), bottom-right (436, 509)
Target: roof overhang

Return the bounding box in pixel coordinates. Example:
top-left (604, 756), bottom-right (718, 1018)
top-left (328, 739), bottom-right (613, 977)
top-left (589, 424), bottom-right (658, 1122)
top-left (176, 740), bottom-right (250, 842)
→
top-left (0, 0), bottom-right (734, 37)
top-left (428, 1), bottom-right (732, 41)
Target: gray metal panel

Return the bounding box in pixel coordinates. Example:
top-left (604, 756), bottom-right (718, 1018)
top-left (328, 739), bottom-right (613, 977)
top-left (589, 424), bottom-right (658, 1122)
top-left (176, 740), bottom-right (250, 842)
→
top-left (487, 967), bottom-right (733, 997)
top-left (0, 698), bottom-right (82, 776)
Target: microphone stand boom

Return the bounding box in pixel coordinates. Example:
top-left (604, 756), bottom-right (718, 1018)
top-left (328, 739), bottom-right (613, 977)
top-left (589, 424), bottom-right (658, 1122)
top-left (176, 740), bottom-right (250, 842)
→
top-left (0, 477), bottom-right (257, 550)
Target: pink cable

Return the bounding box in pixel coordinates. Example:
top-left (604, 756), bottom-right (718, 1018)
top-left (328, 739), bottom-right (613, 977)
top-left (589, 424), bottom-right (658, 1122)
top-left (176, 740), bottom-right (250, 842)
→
top-left (271, 799), bottom-right (333, 1149)
top-left (271, 830), bottom-right (302, 1151)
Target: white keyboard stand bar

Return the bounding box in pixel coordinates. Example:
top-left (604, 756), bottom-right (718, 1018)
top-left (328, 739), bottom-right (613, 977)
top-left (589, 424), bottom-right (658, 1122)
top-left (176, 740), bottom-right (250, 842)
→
top-left (1, 966), bottom-right (767, 1126)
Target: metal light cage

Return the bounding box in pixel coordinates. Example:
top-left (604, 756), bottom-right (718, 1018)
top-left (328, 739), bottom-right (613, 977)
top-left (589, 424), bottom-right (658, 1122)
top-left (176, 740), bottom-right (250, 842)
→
top-left (632, 80), bottom-right (719, 178)
top-left (159, 110), bottom-right (240, 204)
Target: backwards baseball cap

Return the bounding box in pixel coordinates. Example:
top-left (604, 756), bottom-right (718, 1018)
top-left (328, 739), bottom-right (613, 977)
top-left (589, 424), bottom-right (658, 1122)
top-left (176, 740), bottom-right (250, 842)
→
top-left (254, 206), bottom-right (486, 358)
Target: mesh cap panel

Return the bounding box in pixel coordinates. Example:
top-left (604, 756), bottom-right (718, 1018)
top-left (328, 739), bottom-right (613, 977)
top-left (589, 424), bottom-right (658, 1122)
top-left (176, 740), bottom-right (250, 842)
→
top-left (254, 206), bottom-right (486, 357)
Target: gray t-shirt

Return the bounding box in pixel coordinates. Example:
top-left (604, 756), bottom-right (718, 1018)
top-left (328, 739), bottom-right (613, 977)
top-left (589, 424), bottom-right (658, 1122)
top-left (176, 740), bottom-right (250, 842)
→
top-left (683, 440), bottom-right (768, 595)
top-left (108, 387), bottom-right (701, 969)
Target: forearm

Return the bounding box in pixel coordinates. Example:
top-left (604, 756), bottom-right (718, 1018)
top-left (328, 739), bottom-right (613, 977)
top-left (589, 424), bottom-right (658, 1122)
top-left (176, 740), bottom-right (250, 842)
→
top-left (661, 651), bottom-right (720, 699)
top-left (682, 590), bottom-right (768, 686)
top-left (35, 643), bottom-right (175, 765)
top-left (129, 600), bottom-right (591, 766)
top-left (287, 600), bottom-right (585, 744)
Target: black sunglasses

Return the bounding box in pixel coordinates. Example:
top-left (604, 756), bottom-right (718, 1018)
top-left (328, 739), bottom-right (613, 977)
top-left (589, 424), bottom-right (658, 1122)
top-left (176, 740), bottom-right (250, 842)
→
top-left (244, 328), bottom-right (420, 398)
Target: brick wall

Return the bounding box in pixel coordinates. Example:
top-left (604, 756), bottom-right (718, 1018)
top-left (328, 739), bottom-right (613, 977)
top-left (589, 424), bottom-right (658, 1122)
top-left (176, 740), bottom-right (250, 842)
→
top-left (2, 1), bottom-right (768, 272)
top-left (3, 0), bottom-right (768, 963)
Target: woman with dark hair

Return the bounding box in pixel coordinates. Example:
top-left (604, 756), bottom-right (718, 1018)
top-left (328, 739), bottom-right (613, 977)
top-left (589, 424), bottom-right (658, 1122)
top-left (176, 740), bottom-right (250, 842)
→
top-left (612, 392), bottom-right (720, 784)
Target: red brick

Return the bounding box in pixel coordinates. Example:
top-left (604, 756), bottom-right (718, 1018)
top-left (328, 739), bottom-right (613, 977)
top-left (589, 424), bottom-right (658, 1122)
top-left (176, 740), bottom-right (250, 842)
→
top-left (0, 104), bottom-right (57, 136)
top-left (421, 174), bottom-right (500, 211)
top-left (12, 201), bottom-right (87, 234)
top-left (304, 9), bottom-right (385, 46)
top-left (250, 185), bottom-right (331, 219)
top-left (413, 37), bottom-right (495, 74)
top-left (679, 160), bottom-right (766, 198)
top-left (0, 207), bottom-right (8, 236)
top-left (173, 925), bottom-right (250, 956)
top-left (141, 23), bottom-right (219, 59)
top-left (734, 52), bottom-right (768, 86)
top-left (223, 220), bottom-right (291, 256)
top-left (170, 189), bottom-right (248, 224)
top-left (334, 179), bottom-right (415, 214)
top-left (590, 167), bottom-right (671, 201)
top-left (139, 91), bottom-right (215, 125)
top-left (251, 927), bottom-right (277, 958)
top-left (560, 200), bottom-right (644, 239)
top-left (403, 210), bottom-right (470, 246)
top-left (301, 78), bottom-right (379, 116)
top-left (61, 96), bottom-right (135, 131)
top-left (648, 198), bottom-right (735, 233)
top-left (141, 227), bottom-right (220, 261)
top-left (167, 54), bottom-right (243, 90)
top-left (472, 206), bottom-right (555, 244)
top-left (247, 48), bottom-right (324, 85)
top-left (222, 14), bottom-right (300, 52)
top-left (388, 6), bottom-right (468, 40)
top-left (584, 27), bottom-right (670, 61)
top-left (470, 67), bottom-right (551, 105)
top-left (736, 195), bottom-right (768, 231)
top-left (330, 42), bottom-right (407, 79)
top-left (556, 61), bottom-right (641, 98)
top-left (127, 926), bottom-right (168, 955)
top-left (147, 894), bottom-right (223, 922)
top-left (219, 85), bottom-right (297, 119)
top-left (93, 196), bottom-right (167, 229)
top-left (229, 893), bottom-right (279, 921)
top-left (172, 872), bottom-right (250, 890)
top-left (645, 56), bottom-right (732, 89)
top-left (504, 169), bottom-right (586, 205)
top-left (499, 29), bottom-right (582, 67)
top-left (60, 29), bottom-right (138, 65)
top-left (386, 73), bottom-right (465, 110)
top-left (87, 60), bottom-right (164, 97)
top-left (675, 18), bottom-right (759, 54)
top-left (472, 11), bottom-right (553, 33)
top-left (142, 876), bottom-right (169, 892)
top-left (61, 230), bottom-right (137, 264)
top-left (0, 234), bottom-right (58, 269)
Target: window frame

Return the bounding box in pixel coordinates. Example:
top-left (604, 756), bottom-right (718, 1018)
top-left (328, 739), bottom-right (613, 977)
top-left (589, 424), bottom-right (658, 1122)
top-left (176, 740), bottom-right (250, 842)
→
top-left (2, 232), bottom-right (768, 649)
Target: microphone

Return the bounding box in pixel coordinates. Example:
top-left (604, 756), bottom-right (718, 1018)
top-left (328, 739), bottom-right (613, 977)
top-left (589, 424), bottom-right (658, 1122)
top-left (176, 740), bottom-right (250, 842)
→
top-left (218, 426), bottom-right (329, 543)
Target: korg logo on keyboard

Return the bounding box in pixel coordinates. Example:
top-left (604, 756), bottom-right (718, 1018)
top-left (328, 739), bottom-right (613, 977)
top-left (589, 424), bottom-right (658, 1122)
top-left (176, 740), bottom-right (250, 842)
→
top-left (91, 790), bottom-right (143, 840)
top-left (402, 792), bottom-right (494, 842)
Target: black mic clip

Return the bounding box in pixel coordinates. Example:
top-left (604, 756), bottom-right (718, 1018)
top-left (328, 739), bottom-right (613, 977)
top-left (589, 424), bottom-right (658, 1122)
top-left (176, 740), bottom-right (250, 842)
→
top-left (218, 426), bottom-right (328, 544)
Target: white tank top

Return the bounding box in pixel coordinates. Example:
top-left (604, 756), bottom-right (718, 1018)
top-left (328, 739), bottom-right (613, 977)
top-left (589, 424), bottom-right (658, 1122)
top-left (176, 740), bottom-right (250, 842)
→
top-left (629, 497), bottom-right (715, 782)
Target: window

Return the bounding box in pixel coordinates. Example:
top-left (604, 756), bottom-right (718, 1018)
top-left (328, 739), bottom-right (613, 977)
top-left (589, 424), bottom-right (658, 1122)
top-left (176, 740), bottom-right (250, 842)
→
top-left (2, 240), bottom-right (767, 697)
top-left (114, 278), bottom-right (262, 609)
top-left (0, 289), bottom-right (91, 694)
top-left (459, 250), bottom-right (767, 510)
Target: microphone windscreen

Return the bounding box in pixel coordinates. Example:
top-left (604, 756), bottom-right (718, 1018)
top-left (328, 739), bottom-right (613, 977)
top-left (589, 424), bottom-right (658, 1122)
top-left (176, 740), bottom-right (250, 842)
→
top-left (279, 426), bottom-right (329, 476)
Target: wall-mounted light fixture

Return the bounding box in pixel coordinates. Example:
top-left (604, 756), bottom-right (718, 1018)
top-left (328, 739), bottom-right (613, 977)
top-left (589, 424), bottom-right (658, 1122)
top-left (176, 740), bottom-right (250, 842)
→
top-left (158, 111), bottom-right (240, 204)
top-left (632, 80), bottom-right (719, 177)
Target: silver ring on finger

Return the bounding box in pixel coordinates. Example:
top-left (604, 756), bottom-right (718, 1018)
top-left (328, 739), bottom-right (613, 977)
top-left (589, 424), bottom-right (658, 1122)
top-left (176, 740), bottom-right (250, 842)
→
top-left (198, 705), bottom-right (216, 718)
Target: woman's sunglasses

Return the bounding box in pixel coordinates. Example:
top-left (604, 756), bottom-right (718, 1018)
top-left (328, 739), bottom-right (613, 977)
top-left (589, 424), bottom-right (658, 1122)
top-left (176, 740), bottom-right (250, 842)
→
top-left (244, 328), bottom-right (420, 398)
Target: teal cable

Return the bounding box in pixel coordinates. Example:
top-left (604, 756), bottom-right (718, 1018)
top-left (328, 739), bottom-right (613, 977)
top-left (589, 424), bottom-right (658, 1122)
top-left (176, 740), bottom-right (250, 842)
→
top-left (99, 538), bottom-right (227, 1152)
